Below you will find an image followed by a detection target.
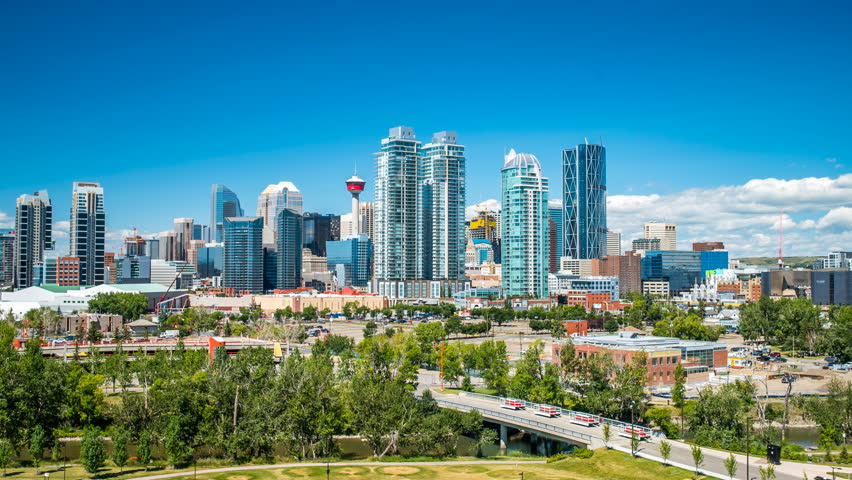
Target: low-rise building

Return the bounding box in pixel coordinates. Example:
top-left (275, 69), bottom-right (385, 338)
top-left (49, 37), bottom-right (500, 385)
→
top-left (553, 331), bottom-right (728, 386)
top-left (253, 291), bottom-right (388, 313)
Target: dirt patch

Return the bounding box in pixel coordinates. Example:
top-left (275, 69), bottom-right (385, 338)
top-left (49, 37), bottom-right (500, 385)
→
top-left (336, 466), bottom-right (369, 475)
top-left (446, 465), bottom-right (489, 474)
top-left (226, 476), bottom-right (250, 480)
top-left (283, 467), bottom-right (315, 477)
top-left (378, 466), bottom-right (422, 475)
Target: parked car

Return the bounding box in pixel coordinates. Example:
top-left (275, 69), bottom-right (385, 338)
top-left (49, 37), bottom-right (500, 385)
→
top-left (825, 356), bottom-right (839, 364)
top-left (757, 356), bottom-right (771, 362)
top-left (769, 352), bottom-right (781, 358)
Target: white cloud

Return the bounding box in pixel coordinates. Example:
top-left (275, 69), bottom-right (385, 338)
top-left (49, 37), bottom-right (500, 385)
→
top-left (0, 211), bottom-right (11, 229)
top-left (826, 157), bottom-right (838, 163)
top-left (607, 174), bottom-right (852, 257)
top-left (54, 220), bottom-right (70, 231)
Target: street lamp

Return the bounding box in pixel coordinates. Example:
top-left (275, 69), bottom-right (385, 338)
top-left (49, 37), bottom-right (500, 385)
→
top-left (326, 461), bottom-right (330, 480)
top-left (830, 466), bottom-right (842, 480)
top-left (745, 416), bottom-right (752, 480)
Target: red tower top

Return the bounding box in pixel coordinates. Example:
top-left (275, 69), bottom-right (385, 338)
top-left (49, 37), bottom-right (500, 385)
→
top-left (346, 175), bottom-right (366, 193)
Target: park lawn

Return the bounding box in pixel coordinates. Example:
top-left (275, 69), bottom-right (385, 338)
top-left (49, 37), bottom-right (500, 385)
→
top-left (2, 449), bottom-right (704, 480)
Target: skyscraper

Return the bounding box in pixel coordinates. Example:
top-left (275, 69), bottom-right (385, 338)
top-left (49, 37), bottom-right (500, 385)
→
top-left (210, 184), bottom-right (243, 243)
top-left (173, 218), bottom-right (193, 261)
top-left (563, 142), bottom-right (607, 259)
top-left (418, 131), bottom-right (465, 280)
top-left (158, 231), bottom-right (176, 261)
top-left (327, 234), bottom-right (373, 287)
top-left (548, 200), bottom-right (563, 273)
top-left (374, 126), bottom-right (420, 281)
top-left (0, 230), bottom-right (14, 285)
top-left (501, 149), bottom-right (549, 298)
top-left (14, 190), bottom-right (52, 288)
top-left (276, 209), bottom-right (303, 290)
top-left (223, 217), bottom-right (264, 293)
top-left (257, 181), bottom-right (303, 228)
top-left (359, 202), bottom-right (375, 240)
top-left (303, 213), bottom-right (339, 257)
top-left (70, 182), bottom-right (105, 286)
top-left (645, 222), bottom-right (677, 250)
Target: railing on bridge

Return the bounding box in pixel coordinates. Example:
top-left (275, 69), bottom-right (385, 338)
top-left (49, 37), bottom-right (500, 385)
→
top-left (433, 398), bottom-right (594, 444)
top-left (458, 391), bottom-right (652, 438)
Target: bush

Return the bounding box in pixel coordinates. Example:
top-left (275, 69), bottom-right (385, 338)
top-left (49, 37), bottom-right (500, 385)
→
top-left (781, 443), bottom-right (806, 461)
top-left (547, 453), bottom-right (569, 463)
top-left (573, 447), bottom-right (594, 459)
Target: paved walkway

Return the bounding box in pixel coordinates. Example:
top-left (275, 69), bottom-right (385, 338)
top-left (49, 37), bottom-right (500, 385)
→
top-left (129, 460), bottom-right (547, 480)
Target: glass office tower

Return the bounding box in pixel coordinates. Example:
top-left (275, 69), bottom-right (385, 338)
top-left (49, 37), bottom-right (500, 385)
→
top-left (70, 182), bottom-right (105, 286)
top-left (14, 190), bottom-right (53, 288)
top-left (327, 234), bottom-right (373, 287)
top-left (563, 142), bottom-right (607, 259)
top-left (210, 184), bottom-right (244, 243)
top-left (223, 217), bottom-right (264, 292)
top-left (276, 209), bottom-right (303, 290)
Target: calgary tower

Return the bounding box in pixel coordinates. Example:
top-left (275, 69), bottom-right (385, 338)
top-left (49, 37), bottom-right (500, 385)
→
top-left (345, 172), bottom-right (366, 237)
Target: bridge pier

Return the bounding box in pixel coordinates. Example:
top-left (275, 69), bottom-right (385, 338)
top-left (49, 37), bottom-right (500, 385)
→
top-left (499, 424), bottom-right (508, 449)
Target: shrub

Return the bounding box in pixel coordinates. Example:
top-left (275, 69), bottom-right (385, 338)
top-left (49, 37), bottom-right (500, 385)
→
top-left (573, 447), bottom-right (594, 459)
top-left (547, 453), bottom-right (569, 463)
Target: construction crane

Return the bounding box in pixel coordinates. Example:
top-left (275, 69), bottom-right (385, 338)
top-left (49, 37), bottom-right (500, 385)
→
top-left (155, 261), bottom-right (190, 314)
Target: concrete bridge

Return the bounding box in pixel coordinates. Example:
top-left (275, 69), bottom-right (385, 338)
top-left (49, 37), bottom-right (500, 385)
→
top-left (432, 390), bottom-right (824, 480)
top-left (39, 336), bottom-right (276, 358)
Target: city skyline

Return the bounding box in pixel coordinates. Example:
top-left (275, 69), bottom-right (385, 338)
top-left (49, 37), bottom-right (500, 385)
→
top-left (1, 3), bottom-right (850, 258)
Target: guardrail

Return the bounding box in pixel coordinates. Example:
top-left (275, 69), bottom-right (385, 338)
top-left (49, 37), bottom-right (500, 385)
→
top-left (433, 398), bottom-right (594, 444)
top-left (458, 391), bottom-right (651, 436)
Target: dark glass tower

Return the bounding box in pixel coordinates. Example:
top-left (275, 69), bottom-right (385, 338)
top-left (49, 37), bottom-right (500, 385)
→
top-left (210, 184), bottom-right (244, 243)
top-left (563, 143), bottom-right (607, 260)
top-left (223, 217), bottom-right (263, 292)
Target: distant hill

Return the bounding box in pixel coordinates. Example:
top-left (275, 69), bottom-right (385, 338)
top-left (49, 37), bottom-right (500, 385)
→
top-left (734, 256), bottom-right (819, 268)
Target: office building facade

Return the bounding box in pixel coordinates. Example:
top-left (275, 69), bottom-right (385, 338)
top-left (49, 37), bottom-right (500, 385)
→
top-left (327, 234), bottom-right (373, 288)
top-left (197, 245), bottom-right (223, 278)
top-left (563, 143), bottom-right (607, 259)
top-left (223, 217), bottom-right (264, 293)
top-left (645, 222), bottom-right (677, 250)
top-left (173, 218), bottom-right (193, 262)
top-left (276, 209), bottom-right (303, 290)
top-left (303, 213), bottom-right (340, 257)
top-left (210, 184), bottom-right (244, 243)
top-left (501, 149), bottom-right (549, 298)
top-left (606, 230), bottom-right (621, 257)
top-left (14, 190), bottom-right (53, 289)
top-left (812, 270), bottom-right (852, 305)
top-left (70, 182), bottom-right (106, 286)
top-left (642, 250), bottom-right (702, 294)
top-left (0, 230), bottom-right (14, 285)
top-left (548, 200), bottom-right (563, 273)
top-left (257, 181), bottom-right (303, 229)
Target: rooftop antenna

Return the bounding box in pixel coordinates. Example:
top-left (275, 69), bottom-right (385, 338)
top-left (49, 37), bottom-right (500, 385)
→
top-left (778, 209), bottom-right (784, 269)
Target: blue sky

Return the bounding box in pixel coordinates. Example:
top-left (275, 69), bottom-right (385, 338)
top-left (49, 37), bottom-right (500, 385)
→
top-left (1, 1), bottom-right (850, 256)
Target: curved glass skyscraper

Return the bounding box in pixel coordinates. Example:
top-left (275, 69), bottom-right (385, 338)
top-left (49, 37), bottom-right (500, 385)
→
top-left (210, 184), bottom-right (244, 243)
top-left (501, 149), bottom-right (549, 298)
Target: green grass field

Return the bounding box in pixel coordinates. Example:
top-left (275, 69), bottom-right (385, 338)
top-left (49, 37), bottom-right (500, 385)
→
top-left (1, 449), bottom-right (704, 480)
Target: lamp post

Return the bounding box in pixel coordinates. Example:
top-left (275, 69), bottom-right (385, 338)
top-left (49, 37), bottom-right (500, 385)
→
top-left (830, 465), bottom-right (842, 480)
top-left (745, 416), bottom-right (752, 480)
top-left (326, 461), bottom-right (330, 480)
top-left (518, 472), bottom-right (524, 480)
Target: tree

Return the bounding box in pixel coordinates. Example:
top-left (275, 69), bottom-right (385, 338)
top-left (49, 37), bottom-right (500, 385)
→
top-left (758, 465), bottom-right (776, 480)
top-left (88, 292), bottom-right (148, 322)
top-left (723, 452), bottom-right (738, 480)
top-left (86, 322), bottom-right (103, 342)
top-left (602, 423), bottom-right (612, 449)
top-left (672, 364), bottom-right (686, 437)
top-left (111, 426), bottom-right (130, 471)
top-left (28, 424), bottom-right (47, 473)
top-left (363, 321), bottom-right (377, 338)
top-left (630, 432), bottom-right (640, 458)
top-left (659, 439), bottom-right (671, 466)
top-left (0, 439), bottom-right (13, 476)
top-left (137, 429), bottom-right (152, 471)
top-left (81, 427), bottom-right (107, 474)
top-left (691, 444), bottom-right (704, 476)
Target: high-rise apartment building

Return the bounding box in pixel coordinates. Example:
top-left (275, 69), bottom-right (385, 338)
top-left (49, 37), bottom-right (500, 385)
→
top-left (223, 217), bottom-right (264, 293)
top-left (70, 182), bottom-right (105, 286)
top-left (146, 238), bottom-right (160, 260)
top-left (645, 222), bottom-right (677, 250)
top-left (632, 238), bottom-right (661, 256)
top-left (501, 149), bottom-right (549, 298)
top-left (417, 131), bottom-right (465, 281)
top-left (606, 230), bottom-right (622, 257)
top-left (210, 184), bottom-right (243, 243)
top-left (14, 190), bottom-right (52, 288)
top-left (374, 127), bottom-right (420, 281)
top-left (173, 218), bottom-right (193, 262)
top-left (276, 209), bottom-right (303, 290)
top-left (563, 142), bottom-right (607, 259)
